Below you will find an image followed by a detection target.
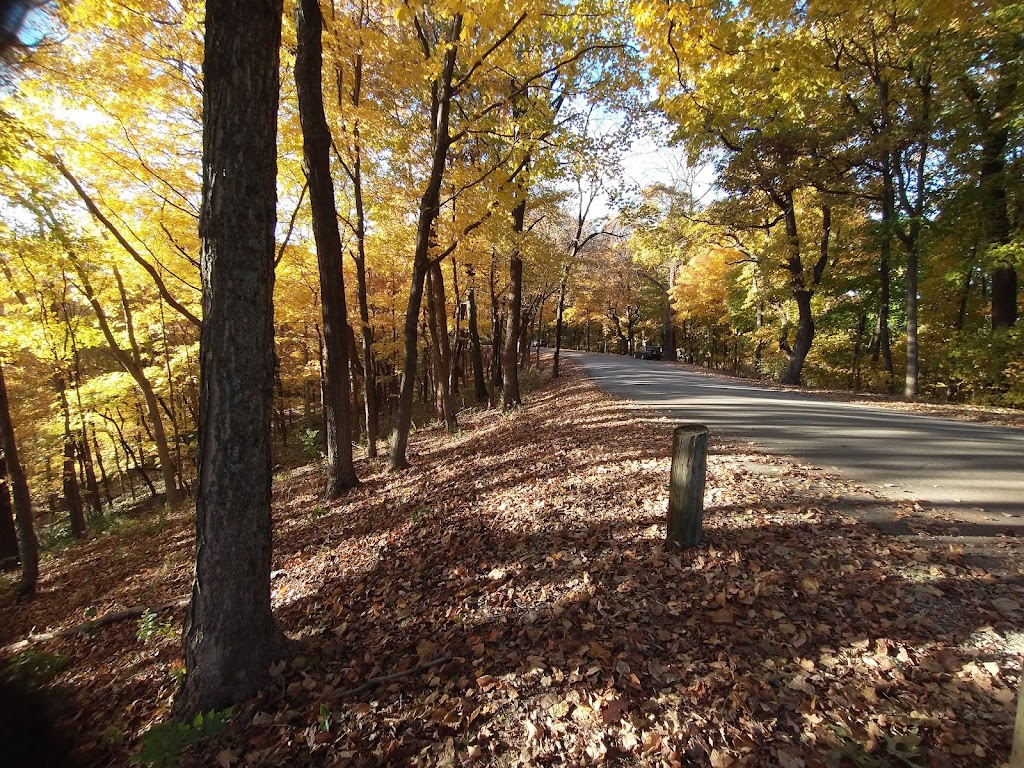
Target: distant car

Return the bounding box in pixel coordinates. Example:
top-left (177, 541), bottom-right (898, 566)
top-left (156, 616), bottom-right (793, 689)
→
top-left (633, 346), bottom-right (662, 360)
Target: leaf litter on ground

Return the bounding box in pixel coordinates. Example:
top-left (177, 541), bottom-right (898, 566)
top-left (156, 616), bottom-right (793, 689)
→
top-left (1, 361), bottom-right (1022, 767)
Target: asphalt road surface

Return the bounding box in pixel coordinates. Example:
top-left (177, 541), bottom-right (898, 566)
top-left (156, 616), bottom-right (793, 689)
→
top-left (565, 351), bottom-right (1024, 518)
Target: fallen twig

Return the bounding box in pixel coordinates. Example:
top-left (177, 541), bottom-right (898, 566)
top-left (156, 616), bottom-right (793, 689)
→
top-left (2, 597), bottom-right (189, 655)
top-left (330, 655), bottom-right (452, 701)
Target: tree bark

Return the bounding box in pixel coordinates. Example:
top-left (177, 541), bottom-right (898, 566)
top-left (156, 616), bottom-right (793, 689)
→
top-left (905, 242), bottom-right (920, 399)
top-left (55, 375), bottom-right (86, 539)
top-left (489, 255), bottom-right (503, 403)
top-left (91, 428), bottom-right (113, 508)
top-left (467, 288), bottom-right (488, 403)
top-left (295, 0), bottom-right (358, 495)
top-left (426, 260), bottom-right (457, 430)
top-left (502, 197), bottom-right (526, 410)
top-left (0, 452), bottom-right (19, 570)
top-left (663, 259), bottom-right (677, 361)
top-left (389, 15), bottom-right (462, 470)
top-left (343, 52), bottom-right (381, 460)
top-left (178, 0), bottom-right (287, 716)
top-left (869, 160), bottom-right (895, 387)
top-left (0, 363), bottom-right (38, 596)
top-left (552, 268), bottom-right (568, 378)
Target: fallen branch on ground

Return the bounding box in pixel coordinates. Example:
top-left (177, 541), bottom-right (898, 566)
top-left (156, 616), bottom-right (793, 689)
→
top-left (330, 655), bottom-right (452, 700)
top-left (2, 597), bottom-right (189, 655)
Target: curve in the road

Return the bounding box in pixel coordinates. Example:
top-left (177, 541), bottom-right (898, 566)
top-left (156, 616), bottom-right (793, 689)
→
top-left (565, 351), bottom-right (1024, 518)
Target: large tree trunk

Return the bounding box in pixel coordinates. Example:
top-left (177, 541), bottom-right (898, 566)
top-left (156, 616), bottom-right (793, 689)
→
top-left (502, 198), bottom-right (526, 410)
top-left (777, 196), bottom-right (813, 386)
top-left (992, 268), bottom-right (1018, 329)
top-left (178, 0), bottom-right (287, 716)
top-left (295, 0), bottom-right (358, 495)
top-left (781, 291), bottom-right (815, 386)
top-left (0, 363), bottom-right (38, 596)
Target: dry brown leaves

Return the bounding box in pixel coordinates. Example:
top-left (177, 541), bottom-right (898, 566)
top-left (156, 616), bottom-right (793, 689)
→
top-left (1, 362), bottom-right (1022, 768)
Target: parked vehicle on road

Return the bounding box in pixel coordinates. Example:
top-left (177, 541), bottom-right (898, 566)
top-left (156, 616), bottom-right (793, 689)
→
top-left (633, 346), bottom-right (662, 360)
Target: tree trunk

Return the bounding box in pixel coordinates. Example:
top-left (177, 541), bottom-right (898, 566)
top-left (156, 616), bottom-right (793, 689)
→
top-left (426, 260), bottom-right (457, 431)
top-left (344, 53), bottom-right (380, 459)
top-left (55, 376), bottom-right (86, 538)
top-left (552, 269), bottom-right (568, 378)
top-left (0, 363), bottom-right (38, 596)
top-left (295, 0), bottom-right (358, 495)
top-left (489, 256), bottom-right (503, 403)
top-left (905, 243), bottom-right (919, 399)
top-left (91, 429), bottom-right (113, 508)
top-left (869, 172), bottom-right (895, 383)
top-left (992, 267), bottom-right (1018, 330)
top-left (663, 259), bottom-right (677, 361)
top-left (776, 197), bottom-right (812, 386)
top-left (388, 15), bottom-right (462, 470)
top-left (0, 452), bottom-right (19, 570)
top-left (79, 431), bottom-right (102, 518)
top-left (502, 198), bottom-right (526, 410)
top-left (467, 288), bottom-right (488, 404)
top-left (178, 0), bottom-right (287, 716)
top-left (389, 265), bottom-right (429, 470)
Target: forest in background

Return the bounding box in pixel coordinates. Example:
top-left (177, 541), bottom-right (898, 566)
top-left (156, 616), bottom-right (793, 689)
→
top-left (0, 0), bottom-right (1021, 764)
top-left (0, 0), bottom-right (1021, 562)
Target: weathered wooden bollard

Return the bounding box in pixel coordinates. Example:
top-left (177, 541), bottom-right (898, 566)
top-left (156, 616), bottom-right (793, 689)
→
top-left (667, 424), bottom-right (709, 548)
top-left (1011, 678), bottom-right (1024, 767)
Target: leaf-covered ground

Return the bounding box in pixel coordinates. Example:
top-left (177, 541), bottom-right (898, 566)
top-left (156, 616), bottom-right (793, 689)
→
top-left (2, 363), bottom-right (1023, 767)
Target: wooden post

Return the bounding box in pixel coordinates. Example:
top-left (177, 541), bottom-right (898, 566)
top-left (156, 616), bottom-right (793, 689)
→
top-left (1011, 678), bottom-right (1024, 767)
top-left (667, 424), bottom-right (709, 548)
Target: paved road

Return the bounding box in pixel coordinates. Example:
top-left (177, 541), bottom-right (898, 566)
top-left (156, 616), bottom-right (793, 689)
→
top-left (565, 351), bottom-right (1024, 518)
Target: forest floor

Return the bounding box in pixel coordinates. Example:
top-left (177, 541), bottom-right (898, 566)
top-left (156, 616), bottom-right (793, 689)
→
top-left (2, 362), bottom-right (1023, 768)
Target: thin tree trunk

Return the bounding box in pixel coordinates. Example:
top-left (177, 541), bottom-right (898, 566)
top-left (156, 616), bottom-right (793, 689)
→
top-left (552, 268), bottom-right (568, 378)
top-left (502, 198), bottom-right (526, 410)
top-left (663, 259), bottom-right (677, 361)
top-left (78, 262), bottom-right (180, 505)
top-left (295, 0), bottom-right (358, 494)
top-left (0, 363), bottom-right (38, 596)
top-left (905, 243), bottom-right (920, 399)
top-left (389, 14), bottom-right (462, 470)
top-left (426, 260), bottom-right (457, 431)
top-left (91, 428), bottom-right (113, 508)
top-left (467, 288), bottom-right (488, 403)
top-left (55, 375), bottom-right (85, 538)
top-left (343, 51), bottom-right (380, 459)
top-left (79, 431), bottom-right (102, 518)
top-left (0, 452), bottom-right (19, 570)
top-left (489, 255), bottom-right (503, 403)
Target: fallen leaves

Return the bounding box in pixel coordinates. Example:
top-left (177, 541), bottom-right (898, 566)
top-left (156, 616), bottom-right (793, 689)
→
top-left (1, 364), bottom-right (1022, 767)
